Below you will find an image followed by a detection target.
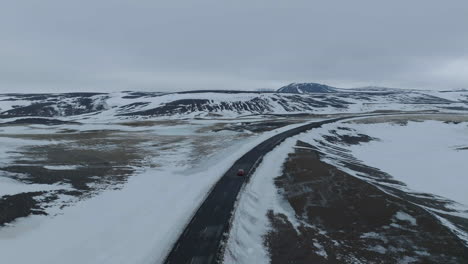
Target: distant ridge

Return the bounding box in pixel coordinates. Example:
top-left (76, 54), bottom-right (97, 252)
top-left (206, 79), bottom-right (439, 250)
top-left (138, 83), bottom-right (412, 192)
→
top-left (0, 86), bottom-right (464, 119)
top-left (277, 83), bottom-right (337, 93)
top-left (439, 89), bottom-right (468, 93)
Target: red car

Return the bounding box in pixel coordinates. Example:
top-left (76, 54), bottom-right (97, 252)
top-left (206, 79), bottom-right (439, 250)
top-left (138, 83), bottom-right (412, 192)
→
top-left (237, 169), bottom-right (245, 176)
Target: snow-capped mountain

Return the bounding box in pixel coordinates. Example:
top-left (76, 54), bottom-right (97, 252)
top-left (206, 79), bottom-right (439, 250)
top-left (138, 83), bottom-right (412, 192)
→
top-left (0, 93), bottom-right (109, 118)
top-left (0, 85), bottom-right (467, 120)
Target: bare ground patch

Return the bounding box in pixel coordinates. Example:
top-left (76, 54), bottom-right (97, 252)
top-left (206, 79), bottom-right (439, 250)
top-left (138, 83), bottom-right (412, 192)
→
top-left (0, 120), bottom-right (260, 226)
top-left (265, 140), bottom-right (468, 263)
top-left (0, 129), bottom-right (188, 225)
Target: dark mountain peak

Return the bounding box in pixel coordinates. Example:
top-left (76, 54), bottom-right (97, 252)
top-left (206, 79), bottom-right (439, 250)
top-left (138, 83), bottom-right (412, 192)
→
top-left (277, 83), bottom-right (337, 94)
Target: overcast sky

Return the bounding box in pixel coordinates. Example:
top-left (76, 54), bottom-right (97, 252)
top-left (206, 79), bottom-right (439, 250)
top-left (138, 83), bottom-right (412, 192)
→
top-left (1, 0), bottom-right (467, 93)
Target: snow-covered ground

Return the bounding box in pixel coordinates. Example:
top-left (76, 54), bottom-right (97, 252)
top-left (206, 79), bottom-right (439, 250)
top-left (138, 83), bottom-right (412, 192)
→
top-left (295, 117), bottom-right (468, 245)
top-left (1, 88), bottom-right (467, 120)
top-left (1, 87), bottom-right (468, 264)
top-left (0, 117), bottom-right (321, 264)
top-left (223, 138), bottom-right (298, 264)
top-left (224, 115), bottom-right (468, 263)
top-left (346, 120), bottom-right (468, 206)
top-left (302, 119), bottom-right (468, 207)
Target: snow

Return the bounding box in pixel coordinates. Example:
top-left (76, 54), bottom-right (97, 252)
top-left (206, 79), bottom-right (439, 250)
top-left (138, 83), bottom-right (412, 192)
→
top-left (224, 116), bottom-right (468, 264)
top-left (0, 118), bottom-right (322, 264)
top-left (296, 119), bottom-right (468, 206)
top-left (346, 121), bottom-right (468, 206)
top-left (394, 211), bottom-right (417, 226)
top-left (431, 90), bottom-right (468, 102)
top-left (293, 117), bottom-right (468, 244)
top-left (0, 176), bottom-right (68, 196)
top-left (0, 147), bottom-right (239, 263)
top-left (5, 89), bottom-right (465, 121)
top-left (430, 212), bottom-right (468, 245)
top-left (100, 92), bottom-right (286, 118)
top-left (223, 137), bottom-right (304, 264)
top-left (367, 245), bottom-right (387, 254)
top-left (224, 139), bottom-right (290, 264)
top-left (2, 89), bottom-right (467, 263)
top-left (313, 241), bottom-right (328, 258)
top-left (43, 165), bottom-right (82, 170)
top-left (360, 232), bottom-right (388, 243)
top-left (0, 97), bottom-right (32, 112)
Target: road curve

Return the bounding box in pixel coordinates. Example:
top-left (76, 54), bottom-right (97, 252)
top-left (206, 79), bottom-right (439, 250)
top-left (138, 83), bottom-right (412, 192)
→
top-left (162, 116), bottom-right (359, 264)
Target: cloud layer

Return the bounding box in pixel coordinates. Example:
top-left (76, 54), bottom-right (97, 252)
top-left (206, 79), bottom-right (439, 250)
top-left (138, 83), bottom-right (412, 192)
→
top-left (1, 0), bottom-right (467, 92)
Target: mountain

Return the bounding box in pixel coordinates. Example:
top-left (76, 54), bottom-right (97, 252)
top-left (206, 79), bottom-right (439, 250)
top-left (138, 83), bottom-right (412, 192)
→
top-left (348, 86), bottom-right (408, 92)
top-left (277, 83), bottom-right (337, 93)
top-left (0, 93), bottom-right (109, 118)
top-left (0, 87), bottom-right (466, 120)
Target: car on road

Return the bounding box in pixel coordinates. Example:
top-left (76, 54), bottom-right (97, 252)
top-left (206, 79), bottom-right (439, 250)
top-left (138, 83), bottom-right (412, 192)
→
top-left (237, 169), bottom-right (245, 176)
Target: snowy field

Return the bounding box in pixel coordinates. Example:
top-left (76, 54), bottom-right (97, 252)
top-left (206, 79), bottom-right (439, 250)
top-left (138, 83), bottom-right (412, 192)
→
top-left (297, 116), bottom-right (468, 243)
top-left (223, 138), bottom-right (299, 264)
top-left (298, 116), bottom-right (468, 207)
top-left (1, 87), bottom-right (467, 264)
top-left (1, 89), bottom-right (467, 121)
top-left (346, 120), bottom-right (468, 206)
top-left (224, 114), bottom-right (468, 263)
top-left (0, 116), bottom-right (316, 264)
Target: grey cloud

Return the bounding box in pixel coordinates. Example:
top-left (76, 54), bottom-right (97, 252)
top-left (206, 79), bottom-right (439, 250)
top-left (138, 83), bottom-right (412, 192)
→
top-left (0, 0), bottom-right (467, 92)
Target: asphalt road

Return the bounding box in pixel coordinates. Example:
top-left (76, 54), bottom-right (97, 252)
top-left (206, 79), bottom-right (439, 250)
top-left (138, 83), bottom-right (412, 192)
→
top-left (162, 116), bottom-right (355, 264)
top-left (163, 112), bottom-right (447, 263)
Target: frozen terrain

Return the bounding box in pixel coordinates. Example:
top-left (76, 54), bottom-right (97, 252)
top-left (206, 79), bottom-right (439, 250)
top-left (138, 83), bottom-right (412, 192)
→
top-left (1, 84), bottom-right (468, 263)
top-left (224, 114), bottom-right (468, 263)
top-left (0, 112), bottom-right (319, 263)
top-left (1, 85), bottom-right (467, 120)
top-left (346, 120), bottom-right (468, 206)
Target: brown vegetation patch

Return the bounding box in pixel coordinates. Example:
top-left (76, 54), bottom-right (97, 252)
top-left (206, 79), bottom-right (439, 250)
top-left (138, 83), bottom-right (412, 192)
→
top-left (264, 140), bottom-right (468, 263)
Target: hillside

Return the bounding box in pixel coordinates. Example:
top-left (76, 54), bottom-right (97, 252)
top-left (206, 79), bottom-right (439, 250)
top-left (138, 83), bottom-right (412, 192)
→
top-left (1, 86), bottom-right (467, 121)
